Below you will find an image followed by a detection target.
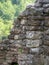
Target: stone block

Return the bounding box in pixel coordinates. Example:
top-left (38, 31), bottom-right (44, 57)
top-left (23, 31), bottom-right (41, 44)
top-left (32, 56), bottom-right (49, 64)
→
top-left (44, 56), bottom-right (49, 65)
top-left (27, 19), bottom-right (41, 26)
top-left (18, 47), bottom-right (30, 54)
top-left (44, 40), bottom-right (49, 46)
top-left (38, 0), bottom-right (49, 3)
top-left (44, 35), bottom-right (49, 40)
top-left (30, 48), bottom-right (40, 54)
top-left (33, 7), bottom-right (43, 15)
top-left (21, 19), bottom-right (27, 25)
top-left (26, 31), bottom-right (43, 39)
top-left (45, 18), bottom-right (49, 26)
top-left (44, 26), bottom-right (49, 31)
top-left (32, 55), bottom-right (44, 65)
top-left (10, 28), bottom-right (22, 34)
top-left (23, 26), bottom-right (43, 31)
top-left (14, 34), bottom-right (26, 40)
top-left (26, 39), bottom-right (42, 48)
top-left (18, 54), bottom-right (33, 60)
top-left (0, 0), bottom-right (49, 65)
top-left (14, 40), bottom-right (22, 47)
top-left (21, 18), bottom-right (41, 26)
top-left (43, 4), bottom-right (49, 8)
top-left (44, 8), bottom-right (49, 14)
top-left (32, 15), bottom-right (44, 20)
top-left (8, 35), bottom-right (14, 39)
top-left (18, 61), bottom-right (26, 65)
top-left (44, 29), bottom-right (49, 35)
top-left (42, 45), bottom-right (49, 55)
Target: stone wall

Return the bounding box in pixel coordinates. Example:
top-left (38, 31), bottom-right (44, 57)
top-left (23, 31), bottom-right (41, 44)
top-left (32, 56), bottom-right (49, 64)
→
top-left (0, 0), bottom-right (49, 65)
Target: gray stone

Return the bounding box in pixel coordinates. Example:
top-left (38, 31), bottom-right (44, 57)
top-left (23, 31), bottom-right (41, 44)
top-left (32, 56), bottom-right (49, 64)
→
top-left (44, 56), bottom-right (49, 65)
top-left (44, 29), bottom-right (49, 35)
top-left (23, 26), bottom-right (43, 31)
top-left (26, 31), bottom-right (43, 39)
top-left (26, 39), bottom-right (42, 48)
top-left (45, 17), bottom-right (49, 26)
top-left (42, 46), bottom-right (49, 55)
top-left (14, 34), bottom-right (26, 40)
top-left (43, 4), bottom-right (49, 8)
top-left (0, 0), bottom-right (49, 65)
top-left (44, 40), bottom-right (49, 46)
top-left (37, 0), bottom-right (49, 3)
top-left (30, 48), bottom-right (40, 54)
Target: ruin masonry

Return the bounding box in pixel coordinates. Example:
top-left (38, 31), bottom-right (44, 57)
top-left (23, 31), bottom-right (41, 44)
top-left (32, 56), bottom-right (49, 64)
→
top-left (0, 0), bottom-right (49, 65)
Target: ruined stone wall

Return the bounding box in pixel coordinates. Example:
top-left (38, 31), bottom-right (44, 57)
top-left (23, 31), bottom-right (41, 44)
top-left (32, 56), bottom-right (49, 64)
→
top-left (0, 0), bottom-right (49, 65)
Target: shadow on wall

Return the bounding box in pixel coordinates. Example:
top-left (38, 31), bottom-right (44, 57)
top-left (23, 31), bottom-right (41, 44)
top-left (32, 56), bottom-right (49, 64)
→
top-left (11, 62), bottom-right (18, 65)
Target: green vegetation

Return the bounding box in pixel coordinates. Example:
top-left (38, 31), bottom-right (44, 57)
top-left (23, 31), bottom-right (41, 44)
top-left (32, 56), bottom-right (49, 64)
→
top-left (0, 0), bottom-right (35, 40)
top-left (18, 48), bottom-right (23, 53)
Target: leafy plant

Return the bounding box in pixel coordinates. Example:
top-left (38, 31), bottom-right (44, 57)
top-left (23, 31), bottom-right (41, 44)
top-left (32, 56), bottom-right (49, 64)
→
top-left (0, 0), bottom-right (35, 40)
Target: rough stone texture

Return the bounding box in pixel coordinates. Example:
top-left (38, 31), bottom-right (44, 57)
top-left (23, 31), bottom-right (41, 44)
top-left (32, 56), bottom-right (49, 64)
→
top-left (0, 0), bottom-right (49, 65)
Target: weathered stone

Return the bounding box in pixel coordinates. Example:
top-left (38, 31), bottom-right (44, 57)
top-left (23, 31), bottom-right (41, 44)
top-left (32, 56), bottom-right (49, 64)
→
top-left (18, 61), bottom-right (26, 65)
top-left (18, 47), bottom-right (29, 54)
top-left (42, 45), bottom-right (49, 55)
top-left (33, 7), bottom-right (43, 15)
top-left (21, 19), bottom-right (41, 26)
top-left (14, 40), bottom-right (22, 47)
top-left (23, 26), bottom-right (44, 31)
top-left (43, 4), bottom-right (49, 8)
top-left (44, 35), bottom-right (49, 40)
top-left (14, 34), bottom-right (26, 40)
top-left (30, 48), bottom-right (40, 54)
top-left (21, 19), bottom-right (27, 25)
top-left (44, 40), bottom-right (49, 46)
top-left (0, 0), bottom-right (49, 65)
top-left (44, 56), bottom-right (49, 65)
top-left (38, 0), bottom-right (49, 3)
top-left (32, 15), bottom-right (44, 20)
top-left (44, 8), bottom-right (49, 14)
top-left (18, 54), bottom-right (33, 60)
top-left (45, 21), bottom-right (49, 27)
top-left (10, 28), bottom-right (22, 34)
top-left (44, 29), bottom-right (49, 35)
top-left (26, 39), bottom-right (42, 48)
top-left (26, 31), bottom-right (43, 39)
top-left (44, 27), bottom-right (49, 31)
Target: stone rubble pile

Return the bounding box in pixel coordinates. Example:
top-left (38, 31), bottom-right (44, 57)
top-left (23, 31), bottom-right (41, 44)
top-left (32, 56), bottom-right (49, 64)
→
top-left (0, 0), bottom-right (49, 65)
